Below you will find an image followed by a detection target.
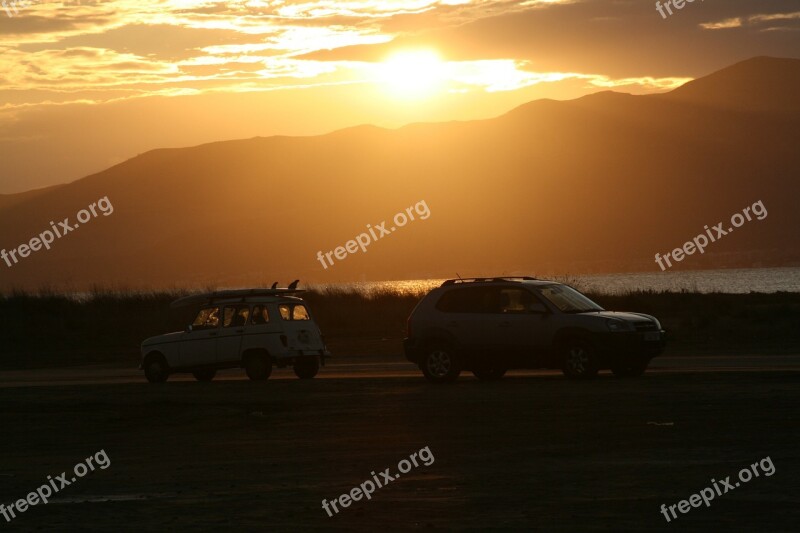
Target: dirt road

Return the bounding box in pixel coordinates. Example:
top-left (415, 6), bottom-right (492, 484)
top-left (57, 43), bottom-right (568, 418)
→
top-left (1, 359), bottom-right (798, 531)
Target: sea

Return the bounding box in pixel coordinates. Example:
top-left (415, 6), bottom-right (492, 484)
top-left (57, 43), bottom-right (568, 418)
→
top-left (309, 267), bottom-right (800, 295)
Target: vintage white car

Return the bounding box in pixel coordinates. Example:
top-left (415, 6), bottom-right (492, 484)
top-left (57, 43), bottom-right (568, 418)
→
top-left (140, 287), bottom-right (330, 383)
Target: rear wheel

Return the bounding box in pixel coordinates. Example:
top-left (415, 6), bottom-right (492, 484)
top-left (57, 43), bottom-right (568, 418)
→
top-left (561, 339), bottom-right (598, 379)
top-left (244, 353), bottom-right (272, 381)
top-left (294, 357), bottom-right (320, 379)
top-left (420, 343), bottom-right (462, 383)
top-left (192, 368), bottom-right (216, 382)
top-left (612, 359), bottom-right (649, 378)
top-left (144, 355), bottom-right (169, 383)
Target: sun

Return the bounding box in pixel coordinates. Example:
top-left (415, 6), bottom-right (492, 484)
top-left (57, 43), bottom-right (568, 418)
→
top-left (378, 50), bottom-right (445, 98)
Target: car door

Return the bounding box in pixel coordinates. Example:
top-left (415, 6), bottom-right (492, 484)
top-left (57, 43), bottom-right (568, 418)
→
top-left (277, 303), bottom-right (323, 353)
top-left (434, 287), bottom-right (490, 356)
top-left (483, 287), bottom-right (554, 367)
top-left (217, 305), bottom-right (249, 363)
top-left (179, 306), bottom-right (220, 368)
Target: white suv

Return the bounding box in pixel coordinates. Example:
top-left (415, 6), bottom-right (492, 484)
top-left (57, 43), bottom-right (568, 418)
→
top-left (140, 288), bottom-right (330, 383)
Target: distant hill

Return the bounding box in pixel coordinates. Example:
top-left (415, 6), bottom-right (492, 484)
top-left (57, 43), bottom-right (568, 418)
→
top-left (1, 57), bottom-right (799, 291)
top-left (663, 56), bottom-right (800, 112)
top-left (0, 184), bottom-right (65, 211)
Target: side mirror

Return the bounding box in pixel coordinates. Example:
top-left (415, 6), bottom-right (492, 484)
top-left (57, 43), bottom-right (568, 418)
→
top-left (186, 324), bottom-right (193, 333)
top-left (529, 303), bottom-right (548, 314)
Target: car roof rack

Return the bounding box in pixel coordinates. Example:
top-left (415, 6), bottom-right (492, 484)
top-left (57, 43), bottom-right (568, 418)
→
top-left (441, 277), bottom-right (539, 286)
top-left (170, 288), bottom-right (305, 309)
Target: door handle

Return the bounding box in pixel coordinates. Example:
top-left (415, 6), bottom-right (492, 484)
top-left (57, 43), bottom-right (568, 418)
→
top-left (498, 322), bottom-right (511, 328)
top-left (235, 329), bottom-right (244, 333)
top-left (208, 332), bottom-right (218, 337)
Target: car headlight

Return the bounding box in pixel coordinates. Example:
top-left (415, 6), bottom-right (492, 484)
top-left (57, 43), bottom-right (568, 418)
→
top-left (606, 319), bottom-right (630, 332)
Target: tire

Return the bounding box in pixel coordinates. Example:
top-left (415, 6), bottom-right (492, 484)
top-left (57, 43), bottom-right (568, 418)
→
top-left (293, 357), bottom-right (320, 379)
top-left (144, 355), bottom-right (169, 383)
top-left (420, 343), bottom-right (462, 383)
top-left (471, 362), bottom-right (507, 381)
top-left (612, 359), bottom-right (649, 378)
top-left (561, 339), bottom-right (599, 379)
top-left (192, 368), bottom-right (217, 382)
top-left (244, 353), bottom-right (272, 381)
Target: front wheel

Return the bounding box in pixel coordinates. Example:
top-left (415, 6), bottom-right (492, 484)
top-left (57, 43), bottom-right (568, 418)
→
top-left (144, 356), bottom-right (169, 383)
top-left (294, 357), bottom-right (320, 379)
top-left (192, 368), bottom-right (217, 382)
top-left (612, 359), bottom-right (649, 378)
top-left (561, 339), bottom-right (598, 379)
top-left (420, 343), bottom-right (462, 383)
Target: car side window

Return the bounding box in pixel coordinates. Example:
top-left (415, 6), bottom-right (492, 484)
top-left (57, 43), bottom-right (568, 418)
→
top-left (279, 304), bottom-right (311, 321)
top-left (441, 287), bottom-right (532, 314)
top-left (436, 287), bottom-right (487, 313)
top-left (497, 289), bottom-right (533, 314)
top-left (223, 305), bottom-right (250, 327)
top-left (250, 305), bottom-right (270, 325)
top-left (192, 307), bottom-right (220, 330)
top-left (292, 305), bottom-right (311, 321)
top-left (482, 288), bottom-right (535, 314)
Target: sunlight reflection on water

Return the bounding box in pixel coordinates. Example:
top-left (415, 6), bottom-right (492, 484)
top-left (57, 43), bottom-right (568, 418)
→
top-left (309, 267), bottom-right (800, 296)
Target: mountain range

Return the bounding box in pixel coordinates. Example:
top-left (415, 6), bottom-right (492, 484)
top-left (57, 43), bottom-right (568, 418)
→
top-left (1, 56), bottom-right (798, 291)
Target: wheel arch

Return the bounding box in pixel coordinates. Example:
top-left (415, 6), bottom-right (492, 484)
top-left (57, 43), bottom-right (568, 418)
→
top-left (417, 327), bottom-right (460, 350)
top-left (553, 327), bottom-right (595, 347)
top-left (143, 350), bottom-right (168, 367)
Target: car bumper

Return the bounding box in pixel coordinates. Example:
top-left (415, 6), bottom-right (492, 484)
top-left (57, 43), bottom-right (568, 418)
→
top-left (591, 330), bottom-right (666, 364)
top-left (403, 338), bottom-right (424, 364)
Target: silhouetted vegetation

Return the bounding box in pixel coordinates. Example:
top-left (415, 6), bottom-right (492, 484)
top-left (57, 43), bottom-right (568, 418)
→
top-left (1, 288), bottom-right (799, 369)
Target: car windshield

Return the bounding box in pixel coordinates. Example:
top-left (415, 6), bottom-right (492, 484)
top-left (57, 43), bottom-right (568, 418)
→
top-left (537, 284), bottom-right (604, 313)
top-left (192, 307), bottom-right (220, 329)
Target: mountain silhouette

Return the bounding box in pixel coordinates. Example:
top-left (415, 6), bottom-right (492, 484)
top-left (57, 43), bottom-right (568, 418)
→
top-left (663, 56), bottom-right (800, 112)
top-left (0, 56), bottom-right (798, 290)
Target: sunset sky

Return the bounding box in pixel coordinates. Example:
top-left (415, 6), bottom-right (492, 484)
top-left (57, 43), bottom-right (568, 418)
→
top-left (1, 0), bottom-right (799, 194)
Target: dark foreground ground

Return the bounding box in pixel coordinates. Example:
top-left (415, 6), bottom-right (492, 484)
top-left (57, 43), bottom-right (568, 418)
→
top-left (1, 368), bottom-right (799, 532)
